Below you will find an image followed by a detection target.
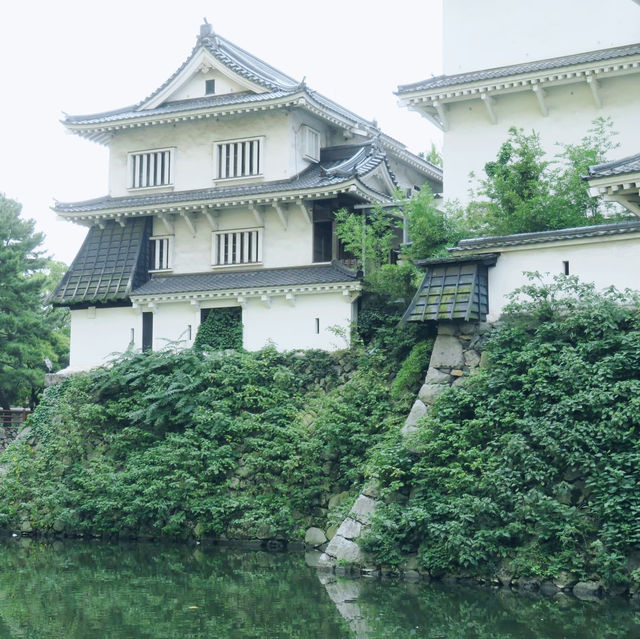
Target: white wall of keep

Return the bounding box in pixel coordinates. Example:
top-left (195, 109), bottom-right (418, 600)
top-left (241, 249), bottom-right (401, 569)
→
top-left (242, 293), bottom-right (354, 352)
top-left (443, 0), bottom-right (640, 75)
top-left (149, 302), bottom-right (197, 351)
top-left (153, 202), bottom-right (314, 273)
top-left (483, 236), bottom-right (640, 321)
top-left (68, 292), bottom-right (356, 370)
top-left (108, 111), bottom-right (293, 196)
top-left (443, 74), bottom-right (640, 203)
top-left (69, 306), bottom-right (141, 369)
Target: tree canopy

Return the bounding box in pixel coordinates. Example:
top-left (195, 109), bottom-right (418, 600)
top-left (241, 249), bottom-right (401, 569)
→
top-left (0, 194), bottom-right (69, 408)
top-left (466, 117), bottom-right (624, 236)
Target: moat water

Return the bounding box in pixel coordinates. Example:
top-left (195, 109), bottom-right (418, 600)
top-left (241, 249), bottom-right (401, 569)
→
top-left (0, 538), bottom-right (638, 638)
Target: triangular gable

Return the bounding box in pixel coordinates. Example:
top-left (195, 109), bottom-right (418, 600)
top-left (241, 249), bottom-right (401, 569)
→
top-left (359, 159), bottom-right (399, 197)
top-left (141, 48), bottom-right (269, 110)
top-left (139, 25), bottom-right (300, 111)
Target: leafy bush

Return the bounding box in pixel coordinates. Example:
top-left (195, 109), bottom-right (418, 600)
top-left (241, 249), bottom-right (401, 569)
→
top-left (0, 345), bottom-right (403, 540)
top-left (362, 276), bottom-right (640, 585)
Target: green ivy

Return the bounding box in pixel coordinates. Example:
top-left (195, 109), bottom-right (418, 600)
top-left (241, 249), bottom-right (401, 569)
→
top-left (0, 344), bottom-right (403, 541)
top-left (193, 307), bottom-right (243, 351)
top-left (362, 276), bottom-right (640, 586)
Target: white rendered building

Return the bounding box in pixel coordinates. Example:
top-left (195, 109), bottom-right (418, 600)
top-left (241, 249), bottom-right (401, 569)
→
top-left (52, 23), bottom-right (441, 370)
top-left (397, 0), bottom-right (640, 202)
top-left (399, 0), bottom-right (640, 325)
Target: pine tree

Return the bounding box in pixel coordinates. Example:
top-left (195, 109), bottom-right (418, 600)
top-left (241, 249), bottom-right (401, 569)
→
top-left (0, 195), bottom-right (66, 408)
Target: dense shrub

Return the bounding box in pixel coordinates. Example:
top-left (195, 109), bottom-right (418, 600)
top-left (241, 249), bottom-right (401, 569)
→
top-left (362, 276), bottom-right (640, 585)
top-left (0, 345), bottom-right (404, 541)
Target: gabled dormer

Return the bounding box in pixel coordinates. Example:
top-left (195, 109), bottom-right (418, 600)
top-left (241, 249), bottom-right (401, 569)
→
top-left (138, 22), bottom-right (299, 108)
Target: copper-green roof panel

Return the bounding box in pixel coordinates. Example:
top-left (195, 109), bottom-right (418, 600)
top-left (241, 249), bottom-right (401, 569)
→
top-left (402, 255), bottom-right (497, 323)
top-left (50, 217), bottom-right (151, 306)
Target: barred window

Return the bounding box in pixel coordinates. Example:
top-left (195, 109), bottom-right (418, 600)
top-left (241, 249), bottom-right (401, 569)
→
top-left (212, 228), bottom-right (262, 266)
top-left (149, 236), bottom-right (172, 271)
top-left (214, 138), bottom-right (262, 180)
top-left (129, 148), bottom-right (174, 189)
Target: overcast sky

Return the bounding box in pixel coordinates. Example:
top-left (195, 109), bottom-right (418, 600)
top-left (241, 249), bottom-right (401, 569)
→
top-left (0, 0), bottom-right (443, 265)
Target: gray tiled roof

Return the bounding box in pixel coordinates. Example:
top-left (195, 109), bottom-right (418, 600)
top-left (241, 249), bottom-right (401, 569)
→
top-left (131, 262), bottom-right (358, 297)
top-left (588, 152), bottom-right (640, 178)
top-left (50, 218), bottom-right (151, 305)
top-left (64, 90), bottom-right (297, 126)
top-left (54, 143), bottom-right (392, 214)
top-left (453, 220), bottom-right (640, 252)
top-left (397, 43), bottom-right (640, 94)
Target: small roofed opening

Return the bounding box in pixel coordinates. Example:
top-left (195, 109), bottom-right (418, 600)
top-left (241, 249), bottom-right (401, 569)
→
top-left (402, 255), bottom-right (498, 323)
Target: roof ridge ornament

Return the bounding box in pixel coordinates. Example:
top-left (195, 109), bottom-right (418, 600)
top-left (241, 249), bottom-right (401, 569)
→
top-left (199, 18), bottom-right (219, 49)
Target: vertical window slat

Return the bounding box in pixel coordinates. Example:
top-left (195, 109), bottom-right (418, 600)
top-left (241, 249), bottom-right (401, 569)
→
top-left (141, 154), bottom-right (148, 188)
top-left (229, 144), bottom-right (235, 179)
top-left (149, 153), bottom-right (156, 186)
top-left (243, 232), bottom-right (249, 264)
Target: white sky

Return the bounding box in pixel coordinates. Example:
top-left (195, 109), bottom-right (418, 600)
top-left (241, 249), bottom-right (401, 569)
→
top-left (0, 0), bottom-right (443, 265)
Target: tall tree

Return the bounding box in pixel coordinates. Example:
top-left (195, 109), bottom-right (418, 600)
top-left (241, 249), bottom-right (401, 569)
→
top-left (0, 195), bottom-right (67, 408)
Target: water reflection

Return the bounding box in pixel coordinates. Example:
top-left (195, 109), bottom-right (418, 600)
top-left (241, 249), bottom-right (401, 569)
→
top-left (316, 568), bottom-right (640, 639)
top-left (0, 538), bottom-right (638, 638)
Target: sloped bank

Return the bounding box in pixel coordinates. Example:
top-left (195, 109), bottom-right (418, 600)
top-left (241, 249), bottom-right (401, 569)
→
top-left (0, 344), bottom-right (422, 546)
top-left (320, 278), bottom-right (640, 599)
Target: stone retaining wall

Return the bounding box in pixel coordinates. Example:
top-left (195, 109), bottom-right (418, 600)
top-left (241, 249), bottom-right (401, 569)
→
top-left (318, 320), bottom-right (491, 573)
top-left (0, 424), bottom-right (20, 454)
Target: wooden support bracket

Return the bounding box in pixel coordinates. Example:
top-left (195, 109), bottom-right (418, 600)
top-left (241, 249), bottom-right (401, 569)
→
top-left (481, 94), bottom-right (497, 124)
top-left (532, 85), bottom-right (549, 116)
top-left (203, 208), bottom-right (219, 231)
top-left (249, 204), bottom-right (264, 226)
top-left (587, 76), bottom-right (602, 108)
top-left (159, 213), bottom-right (174, 235)
top-left (273, 202), bottom-right (287, 230)
top-left (181, 211), bottom-right (196, 235)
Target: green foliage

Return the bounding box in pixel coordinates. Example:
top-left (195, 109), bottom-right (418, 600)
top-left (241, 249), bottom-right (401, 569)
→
top-left (402, 189), bottom-right (467, 260)
top-left (355, 263), bottom-right (435, 371)
top-left (0, 346), bottom-right (403, 540)
top-left (362, 277), bottom-right (640, 585)
top-left (466, 118), bottom-right (624, 236)
top-left (0, 195), bottom-right (69, 408)
top-left (334, 204), bottom-right (400, 273)
top-left (391, 339), bottom-right (434, 400)
top-left (420, 141), bottom-right (443, 168)
top-left (193, 307), bottom-right (242, 351)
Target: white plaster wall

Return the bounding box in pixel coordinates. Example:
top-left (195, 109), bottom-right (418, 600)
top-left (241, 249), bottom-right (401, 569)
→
top-left (69, 306), bottom-right (141, 369)
top-left (166, 69), bottom-right (249, 102)
top-left (484, 236), bottom-right (640, 321)
top-left (289, 110), bottom-right (327, 175)
top-left (150, 302), bottom-right (197, 351)
top-left (443, 74), bottom-right (640, 203)
top-left (68, 291), bottom-right (356, 369)
top-left (242, 292), bottom-right (355, 351)
top-left (108, 111), bottom-right (292, 196)
top-left (444, 0), bottom-right (640, 75)
top-left (154, 202), bottom-right (314, 273)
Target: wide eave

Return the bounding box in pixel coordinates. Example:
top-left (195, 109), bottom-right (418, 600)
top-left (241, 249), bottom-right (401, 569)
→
top-left (397, 43), bottom-right (640, 130)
